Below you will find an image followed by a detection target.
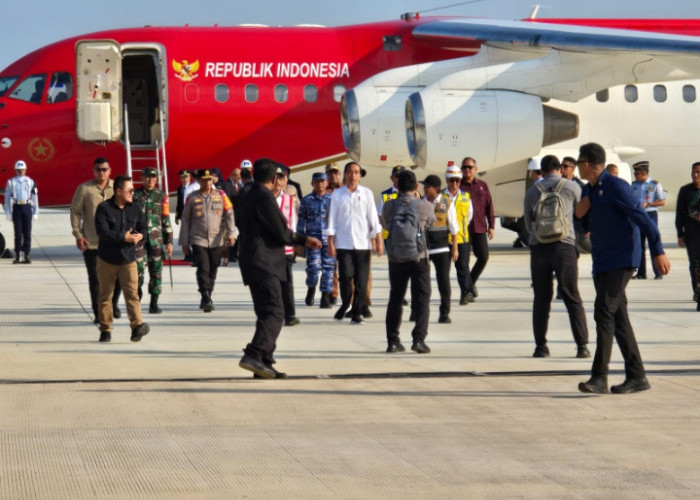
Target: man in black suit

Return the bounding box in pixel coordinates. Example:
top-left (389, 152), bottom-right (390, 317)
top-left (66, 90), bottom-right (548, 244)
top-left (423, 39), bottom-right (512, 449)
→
top-left (237, 158), bottom-right (321, 379)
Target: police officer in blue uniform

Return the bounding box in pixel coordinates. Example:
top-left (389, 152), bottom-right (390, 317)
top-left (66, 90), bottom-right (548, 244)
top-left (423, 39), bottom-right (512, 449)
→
top-left (631, 160), bottom-right (666, 279)
top-left (4, 160), bottom-right (38, 263)
top-left (297, 172), bottom-right (336, 308)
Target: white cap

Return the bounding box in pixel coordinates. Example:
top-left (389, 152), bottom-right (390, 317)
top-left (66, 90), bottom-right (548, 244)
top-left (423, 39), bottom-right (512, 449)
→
top-left (15, 160), bottom-right (27, 170)
top-left (527, 158), bottom-right (541, 171)
top-left (240, 159), bottom-right (253, 169)
top-left (445, 165), bottom-right (462, 179)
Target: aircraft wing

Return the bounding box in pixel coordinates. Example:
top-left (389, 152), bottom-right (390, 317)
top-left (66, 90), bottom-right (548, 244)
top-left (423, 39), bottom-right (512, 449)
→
top-left (413, 18), bottom-right (700, 55)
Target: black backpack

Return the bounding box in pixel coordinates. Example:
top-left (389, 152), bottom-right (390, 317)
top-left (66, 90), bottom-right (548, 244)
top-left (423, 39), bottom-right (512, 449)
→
top-left (386, 198), bottom-right (425, 262)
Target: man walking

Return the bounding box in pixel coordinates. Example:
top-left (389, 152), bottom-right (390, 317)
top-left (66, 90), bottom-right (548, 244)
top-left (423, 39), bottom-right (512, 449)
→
top-left (94, 176), bottom-right (150, 343)
top-left (576, 143), bottom-right (670, 394)
top-left (297, 172), bottom-right (335, 309)
top-left (4, 160), bottom-right (38, 264)
top-left (523, 155), bottom-right (590, 359)
top-left (460, 157), bottom-right (495, 298)
top-left (675, 162), bottom-right (700, 311)
top-left (237, 158), bottom-right (321, 379)
top-left (328, 162), bottom-right (382, 324)
top-left (70, 157), bottom-right (123, 324)
top-left (179, 169), bottom-right (237, 312)
top-left (382, 170), bottom-right (436, 353)
top-left (445, 165), bottom-right (474, 305)
top-left (133, 167), bottom-right (173, 314)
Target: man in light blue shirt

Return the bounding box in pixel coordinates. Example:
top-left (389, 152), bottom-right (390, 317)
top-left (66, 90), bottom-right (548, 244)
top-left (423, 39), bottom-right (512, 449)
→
top-left (631, 160), bottom-right (666, 279)
top-left (4, 160), bottom-right (38, 263)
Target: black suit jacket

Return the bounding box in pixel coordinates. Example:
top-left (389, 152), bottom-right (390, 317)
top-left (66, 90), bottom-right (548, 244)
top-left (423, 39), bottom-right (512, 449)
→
top-left (238, 182), bottom-right (306, 285)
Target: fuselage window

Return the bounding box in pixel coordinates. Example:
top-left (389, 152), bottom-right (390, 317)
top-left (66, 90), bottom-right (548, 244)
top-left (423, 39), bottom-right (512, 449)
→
top-left (274, 84), bottom-right (288, 103)
top-left (215, 84), bottom-right (230, 103)
top-left (304, 84), bottom-right (318, 103)
top-left (47, 72), bottom-right (73, 103)
top-left (245, 84), bottom-right (258, 103)
top-left (624, 85), bottom-right (638, 103)
top-left (0, 76), bottom-right (19, 97)
top-left (383, 35), bottom-right (402, 51)
top-left (9, 74), bottom-right (46, 104)
top-left (653, 84), bottom-right (667, 103)
top-left (595, 89), bottom-right (609, 103)
top-left (683, 84), bottom-right (696, 103)
top-left (333, 84), bottom-right (346, 103)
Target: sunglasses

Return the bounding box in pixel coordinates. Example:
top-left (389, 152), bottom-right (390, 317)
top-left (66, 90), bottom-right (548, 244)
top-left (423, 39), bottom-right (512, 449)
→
top-left (461, 165), bottom-right (475, 170)
top-left (448, 178), bottom-right (461, 183)
top-left (94, 167), bottom-right (110, 172)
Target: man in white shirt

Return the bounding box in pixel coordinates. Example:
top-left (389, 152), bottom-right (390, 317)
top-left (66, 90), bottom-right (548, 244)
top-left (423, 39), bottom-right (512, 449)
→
top-left (328, 162), bottom-right (382, 324)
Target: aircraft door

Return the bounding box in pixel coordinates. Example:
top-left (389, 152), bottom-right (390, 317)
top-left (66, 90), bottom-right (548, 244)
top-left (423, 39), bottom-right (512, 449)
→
top-left (76, 40), bottom-right (123, 141)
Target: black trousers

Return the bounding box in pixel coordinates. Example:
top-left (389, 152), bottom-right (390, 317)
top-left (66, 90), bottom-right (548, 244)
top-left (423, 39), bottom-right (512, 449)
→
top-left (454, 242), bottom-right (474, 295)
top-left (281, 254), bottom-right (296, 320)
top-left (530, 243), bottom-right (588, 348)
top-left (470, 232), bottom-right (489, 285)
top-left (83, 249), bottom-right (121, 316)
top-left (591, 268), bottom-right (646, 380)
top-left (386, 258), bottom-right (431, 343)
top-left (192, 245), bottom-right (222, 293)
top-left (637, 211), bottom-right (660, 278)
top-left (336, 249), bottom-right (370, 317)
top-left (685, 235), bottom-right (700, 299)
top-left (429, 251), bottom-right (452, 316)
top-left (245, 273), bottom-right (285, 365)
top-left (11, 204), bottom-right (32, 255)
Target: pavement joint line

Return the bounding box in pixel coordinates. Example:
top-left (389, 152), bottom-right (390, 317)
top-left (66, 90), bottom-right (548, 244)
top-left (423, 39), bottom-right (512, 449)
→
top-left (2, 367), bottom-right (699, 385)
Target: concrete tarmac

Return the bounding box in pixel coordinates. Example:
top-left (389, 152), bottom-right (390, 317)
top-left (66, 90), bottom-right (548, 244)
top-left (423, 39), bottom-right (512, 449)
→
top-left (1, 209), bottom-right (699, 499)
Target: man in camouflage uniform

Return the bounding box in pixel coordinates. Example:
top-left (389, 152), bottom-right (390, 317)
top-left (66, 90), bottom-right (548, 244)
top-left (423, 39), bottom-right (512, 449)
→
top-left (297, 172), bottom-right (335, 308)
top-left (134, 167), bottom-right (173, 314)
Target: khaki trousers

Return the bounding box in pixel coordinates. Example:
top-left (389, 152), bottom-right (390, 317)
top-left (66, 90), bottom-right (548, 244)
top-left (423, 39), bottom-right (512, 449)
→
top-left (96, 258), bottom-right (142, 331)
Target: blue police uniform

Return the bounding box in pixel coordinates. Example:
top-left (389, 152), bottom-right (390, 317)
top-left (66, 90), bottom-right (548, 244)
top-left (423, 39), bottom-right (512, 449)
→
top-left (297, 191), bottom-right (335, 293)
top-left (631, 176), bottom-right (666, 278)
top-left (5, 170), bottom-right (39, 263)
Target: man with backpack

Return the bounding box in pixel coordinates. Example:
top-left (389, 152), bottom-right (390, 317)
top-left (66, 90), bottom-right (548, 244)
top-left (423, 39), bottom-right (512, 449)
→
top-left (381, 170), bottom-right (436, 354)
top-left (523, 155), bottom-right (590, 359)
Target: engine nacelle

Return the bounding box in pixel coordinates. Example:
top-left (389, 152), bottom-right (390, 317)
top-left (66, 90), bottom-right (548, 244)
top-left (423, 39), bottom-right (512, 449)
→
top-left (341, 86), bottom-right (417, 167)
top-left (406, 88), bottom-right (578, 170)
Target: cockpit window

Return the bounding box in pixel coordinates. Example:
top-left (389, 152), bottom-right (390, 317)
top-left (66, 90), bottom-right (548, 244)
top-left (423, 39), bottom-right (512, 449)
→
top-left (10, 74), bottom-right (47, 104)
top-left (47, 72), bottom-right (73, 103)
top-left (0, 76), bottom-right (19, 97)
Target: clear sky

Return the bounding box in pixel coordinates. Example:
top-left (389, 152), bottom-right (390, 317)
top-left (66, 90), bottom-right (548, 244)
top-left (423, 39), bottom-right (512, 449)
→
top-left (3, 0), bottom-right (700, 70)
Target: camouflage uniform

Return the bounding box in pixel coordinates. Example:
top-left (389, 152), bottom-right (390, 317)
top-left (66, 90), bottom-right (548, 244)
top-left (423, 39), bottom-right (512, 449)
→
top-left (134, 186), bottom-right (173, 295)
top-left (297, 191), bottom-right (335, 293)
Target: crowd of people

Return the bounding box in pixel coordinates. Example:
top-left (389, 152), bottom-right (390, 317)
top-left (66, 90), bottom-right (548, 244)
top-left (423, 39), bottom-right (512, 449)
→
top-left (4, 142), bottom-right (700, 390)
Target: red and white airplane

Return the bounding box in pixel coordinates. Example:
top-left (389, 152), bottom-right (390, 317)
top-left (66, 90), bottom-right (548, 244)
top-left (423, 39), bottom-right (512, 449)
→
top-left (2, 12), bottom-right (700, 217)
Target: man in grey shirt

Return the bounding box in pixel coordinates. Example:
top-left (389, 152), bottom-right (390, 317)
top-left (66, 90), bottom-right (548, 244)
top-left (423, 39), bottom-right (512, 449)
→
top-left (523, 155), bottom-right (590, 359)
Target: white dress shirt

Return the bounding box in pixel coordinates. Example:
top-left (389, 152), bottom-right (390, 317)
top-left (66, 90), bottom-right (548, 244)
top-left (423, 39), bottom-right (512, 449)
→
top-left (328, 184), bottom-right (380, 250)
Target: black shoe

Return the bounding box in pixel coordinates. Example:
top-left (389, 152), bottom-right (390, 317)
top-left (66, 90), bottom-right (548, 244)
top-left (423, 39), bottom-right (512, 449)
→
top-left (112, 305), bottom-right (121, 319)
top-left (12, 258), bottom-right (20, 264)
top-left (635, 275), bottom-right (647, 280)
top-left (329, 296), bottom-right (337, 305)
top-left (99, 331), bottom-right (111, 343)
top-left (239, 354), bottom-right (275, 378)
top-left (610, 377), bottom-right (651, 394)
top-left (305, 287), bottom-right (315, 306)
top-left (350, 316), bottom-right (365, 325)
top-left (654, 275), bottom-right (663, 280)
top-left (23, 256), bottom-right (31, 264)
top-left (578, 377), bottom-right (609, 394)
top-left (130, 323), bottom-right (150, 342)
top-left (319, 292), bottom-right (332, 309)
top-left (201, 291), bottom-right (214, 313)
top-left (253, 365), bottom-right (288, 379)
top-left (532, 345), bottom-right (550, 358)
top-left (334, 305), bottom-right (348, 321)
top-left (285, 317), bottom-right (300, 326)
top-left (438, 315), bottom-right (451, 324)
top-left (460, 292), bottom-right (475, 305)
top-left (411, 340), bottom-right (431, 354)
top-left (148, 295), bottom-right (162, 314)
top-left (361, 306), bottom-right (373, 318)
top-left (202, 301), bottom-right (214, 313)
top-left (576, 345), bottom-right (591, 358)
top-left (386, 342), bottom-right (406, 353)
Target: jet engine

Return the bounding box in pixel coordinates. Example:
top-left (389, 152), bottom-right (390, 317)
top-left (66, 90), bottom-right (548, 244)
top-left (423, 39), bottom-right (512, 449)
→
top-left (405, 88), bottom-right (579, 170)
